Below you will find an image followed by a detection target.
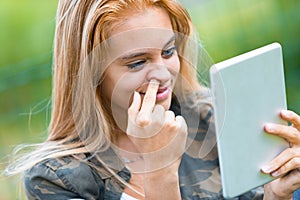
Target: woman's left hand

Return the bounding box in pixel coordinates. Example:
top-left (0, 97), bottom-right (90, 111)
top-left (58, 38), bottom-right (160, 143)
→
top-left (262, 110), bottom-right (300, 200)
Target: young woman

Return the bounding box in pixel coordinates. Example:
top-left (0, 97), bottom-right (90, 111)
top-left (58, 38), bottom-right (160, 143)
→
top-left (5, 0), bottom-right (300, 199)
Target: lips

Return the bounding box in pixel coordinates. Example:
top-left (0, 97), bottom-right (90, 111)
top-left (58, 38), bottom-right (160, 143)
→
top-left (157, 87), bottom-right (168, 93)
top-left (138, 87), bottom-right (168, 95)
top-left (137, 83), bottom-right (171, 102)
top-left (156, 87), bottom-right (170, 101)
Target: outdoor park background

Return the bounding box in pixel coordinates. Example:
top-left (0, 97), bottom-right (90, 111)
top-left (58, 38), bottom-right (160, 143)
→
top-left (0, 0), bottom-right (299, 199)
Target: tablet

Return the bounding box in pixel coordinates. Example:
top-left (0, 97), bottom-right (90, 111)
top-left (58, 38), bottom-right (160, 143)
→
top-left (209, 43), bottom-right (289, 198)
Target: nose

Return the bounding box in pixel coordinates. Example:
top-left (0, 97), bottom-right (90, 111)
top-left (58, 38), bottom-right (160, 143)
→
top-left (146, 63), bottom-right (171, 85)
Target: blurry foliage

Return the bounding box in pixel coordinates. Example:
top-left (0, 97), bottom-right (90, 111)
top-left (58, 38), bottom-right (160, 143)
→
top-left (0, 0), bottom-right (57, 199)
top-left (181, 0), bottom-right (300, 112)
top-left (0, 0), bottom-right (299, 199)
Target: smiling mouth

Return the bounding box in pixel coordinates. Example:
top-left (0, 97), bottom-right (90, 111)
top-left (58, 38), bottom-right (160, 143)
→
top-left (138, 87), bottom-right (168, 95)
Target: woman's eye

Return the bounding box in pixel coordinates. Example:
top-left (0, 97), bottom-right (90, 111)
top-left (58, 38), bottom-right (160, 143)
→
top-left (162, 46), bottom-right (177, 58)
top-left (127, 60), bottom-right (146, 70)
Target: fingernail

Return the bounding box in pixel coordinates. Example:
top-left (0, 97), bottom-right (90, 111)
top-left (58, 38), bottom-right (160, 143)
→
top-left (281, 110), bottom-right (290, 117)
top-left (265, 124), bottom-right (274, 132)
top-left (132, 91), bottom-right (141, 103)
top-left (150, 79), bottom-right (159, 85)
top-left (261, 165), bottom-right (271, 173)
top-left (271, 170), bottom-right (280, 177)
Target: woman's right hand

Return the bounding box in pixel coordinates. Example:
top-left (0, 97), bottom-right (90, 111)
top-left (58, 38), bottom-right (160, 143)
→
top-left (123, 80), bottom-right (187, 199)
top-left (126, 80), bottom-right (188, 173)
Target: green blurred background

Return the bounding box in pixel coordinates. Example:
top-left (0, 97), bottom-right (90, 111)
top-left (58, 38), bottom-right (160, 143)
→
top-left (0, 0), bottom-right (299, 199)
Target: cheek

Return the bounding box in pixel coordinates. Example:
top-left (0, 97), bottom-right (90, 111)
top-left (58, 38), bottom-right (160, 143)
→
top-left (114, 72), bottom-right (145, 93)
top-left (110, 71), bottom-right (146, 107)
top-left (174, 57), bottom-right (180, 73)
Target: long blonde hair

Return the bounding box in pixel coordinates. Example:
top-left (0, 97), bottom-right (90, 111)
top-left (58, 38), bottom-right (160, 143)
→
top-left (4, 0), bottom-right (201, 176)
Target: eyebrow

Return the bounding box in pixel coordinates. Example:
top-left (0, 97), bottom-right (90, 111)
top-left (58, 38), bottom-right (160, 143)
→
top-left (118, 34), bottom-right (176, 61)
top-left (163, 34), bottom-right (176, 49)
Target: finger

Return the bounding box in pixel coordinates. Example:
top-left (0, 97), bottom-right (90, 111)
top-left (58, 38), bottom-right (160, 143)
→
top-left (264, 123), bottom-right (300, 145)
top-left (128, 91), bottom-right (141, 119)
top-left (175, 115), bottom-right (188, 134)
top-left (283, 169), bottom-right (300, 192)
top-left (140, 80), bottom-right (159, 115)
top-left (152, 105), bottom-right (165, 125)
top-left (261, 148), bottom-right (300, 174)
top-left (174, 116), bottom-right (188, 155)
top-left (271, 169), bottom-right (300, 194)
top-left (136, 80), bottom-right (159, 127)
top-left (146, 105), bottom-right (165, 137)
top-left (164, 111), bottom-right (176, 128)
top-left (270, 157), bottom-right (300, 177)
top-left (281, 110), bottom-right (300, 131)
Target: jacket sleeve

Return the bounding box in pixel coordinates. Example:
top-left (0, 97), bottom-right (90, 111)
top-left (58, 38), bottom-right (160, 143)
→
top-left (23, 158), bottom-right (105, 200)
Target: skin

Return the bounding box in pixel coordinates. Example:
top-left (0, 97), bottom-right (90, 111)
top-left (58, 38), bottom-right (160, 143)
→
top-left (263, 110), bottom-right (300, 200)
top-left (101, 7), bottom-right (186, 199)
top-left (124, 81), bottom-right (187, 199)
top-left (101, 8), bottom-right (179, 131)
top-left (100, 6), bottom-right (300, 200)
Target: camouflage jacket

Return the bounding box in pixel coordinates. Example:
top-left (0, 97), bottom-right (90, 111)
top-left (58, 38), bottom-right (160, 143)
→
top-left (24, 90), bottom-right (264, 199)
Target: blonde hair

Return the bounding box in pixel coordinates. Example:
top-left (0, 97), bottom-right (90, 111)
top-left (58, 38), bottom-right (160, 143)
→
top-left (4, 0), bottom-right (201, 176)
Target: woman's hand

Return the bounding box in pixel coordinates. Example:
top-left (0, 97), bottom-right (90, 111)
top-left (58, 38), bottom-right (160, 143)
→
top-left (125, 80), bottom-right (188, 173)
top-left (123, 80), bottom-right (187, 199)
top-left (262, 110), bottom-right (300, 200)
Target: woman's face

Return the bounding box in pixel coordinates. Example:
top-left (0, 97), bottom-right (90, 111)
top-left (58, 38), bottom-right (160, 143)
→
top-left (101, 7), bottom-right (180, 118)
